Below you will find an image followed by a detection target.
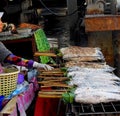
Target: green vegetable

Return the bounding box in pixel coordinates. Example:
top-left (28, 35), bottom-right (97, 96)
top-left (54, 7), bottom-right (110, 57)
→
top-left (69, 92), bottom-right (75, 103)
top-left (53, 48), bottom-right (59, 54)
top-left (62, 92), bottom-right (70, 103)
top-left (60, 67), bottom-right (68, 77)
top-left (49, 57), bottom-right (56, 64)
top-left (64, 72), bottom-right (67, 77)
top-left (57, 52), bottom-right (63, 57)
top-left (52, 48), bottom-right (63, 57)
top-left (62, 92), bottom-right (75, 104)
top-left (60, 67), bottom-right (68, 72)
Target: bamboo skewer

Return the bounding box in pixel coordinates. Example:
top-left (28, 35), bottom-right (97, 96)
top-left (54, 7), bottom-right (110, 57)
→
top-left (34, 52), bottom-right (57, 57)
top-left (38, 80), bottom-right (63, 84)
top-left (41, 83), bottom-right (71, 88)
top-left (37, 67), bottom-right (70, 98)
top-left (39, 74), bottom-right (64, 77)
top-left (38, 91), bottom-right (64, 98)
top-left (43, 77), bottom-right (69, 81)
top-left (41, 89), bottom-right (67, 92)
top-left (37, 76), bottom-right (69, 80)
top-left (38, 94), bottom-right (62, 98)
top-left (39, 91), bottom-right (64, 95)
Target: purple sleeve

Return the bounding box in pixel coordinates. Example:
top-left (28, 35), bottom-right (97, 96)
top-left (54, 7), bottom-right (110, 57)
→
top-left (5, 54), bottom-right (34, 68)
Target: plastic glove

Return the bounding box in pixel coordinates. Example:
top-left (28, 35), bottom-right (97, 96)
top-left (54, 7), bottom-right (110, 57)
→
top-left (14, 65), bottom-right (28, 71)
top-left (33, 61), bottom-right (54, 70)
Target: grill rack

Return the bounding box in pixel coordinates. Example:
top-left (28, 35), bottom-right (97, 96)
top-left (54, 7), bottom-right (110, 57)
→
top-left (67, 102), bottom-right (120, 116)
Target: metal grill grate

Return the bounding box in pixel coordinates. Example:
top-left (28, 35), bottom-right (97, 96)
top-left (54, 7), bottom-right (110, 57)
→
top-left (71, 102), bottom-right (120, 116)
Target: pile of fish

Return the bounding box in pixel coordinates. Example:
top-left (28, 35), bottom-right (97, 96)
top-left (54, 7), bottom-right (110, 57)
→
top-left (60, 46), bottom-right (105, 62)
top-left (67, 66), bottom-right (120, 104)
top-left (61, 46), bottom-right (120, 104)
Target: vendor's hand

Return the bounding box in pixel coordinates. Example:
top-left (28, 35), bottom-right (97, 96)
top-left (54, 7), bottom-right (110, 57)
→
top-left (33, 61), bottom-right (54, 70)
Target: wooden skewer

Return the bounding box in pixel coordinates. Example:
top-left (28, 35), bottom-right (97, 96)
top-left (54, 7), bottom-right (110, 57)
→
top-left (37, 75), bottom-right (65, 78)
top-left (40, 68), bottom-right (62, 71)
top-left (39, 73), bottom-right (64, 76)
top-left (41, 89), bottom-right (67, 92)
top-left (41, 71), bottom-right (64, 74)
top-left (38, 91), bottom-right (64, 98)
top-left (43, 77), bottom-right (70, 81)
top-left (39, 91), bottom-right (64, 95)
top-left (39, 75), bottom-right (65, 78)
top-left (34, 52), bottom-right (57, 57)
top-left (38, 94), bottom-right (62, 98)
top-left (37, 76), bottom-right (69, 80)
top-left (41, 84), bottom-right (71, 88)
top-left (38, 80), bottom-right (62, 84)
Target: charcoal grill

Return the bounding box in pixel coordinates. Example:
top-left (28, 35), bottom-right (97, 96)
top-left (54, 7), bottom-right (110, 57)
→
top-left (66, 102), bottom-right (120, 116)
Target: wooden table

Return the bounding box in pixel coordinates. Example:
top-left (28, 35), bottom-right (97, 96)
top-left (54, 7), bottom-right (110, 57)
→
top-left (85, 15), bottom-right (120, 32)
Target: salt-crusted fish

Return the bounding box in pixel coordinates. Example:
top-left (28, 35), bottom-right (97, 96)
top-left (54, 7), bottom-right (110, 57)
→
top-left (75, 87), bottom-right (120, 104)
top-left (67, 66), bottom-right (115, 73)
top-left (60, 46), bottom-right (105, 61)
top-left (67, 66), bottom-right (120, 104)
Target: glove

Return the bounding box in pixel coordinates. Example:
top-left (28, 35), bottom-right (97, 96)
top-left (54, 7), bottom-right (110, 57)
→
top-left (33, 61), bottom-right (54, 70)
top-left (14, 65), bottom-right (28, 71)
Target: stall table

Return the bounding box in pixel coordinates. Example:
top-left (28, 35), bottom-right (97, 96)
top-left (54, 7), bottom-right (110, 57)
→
top-left (85, 15), bottom-right (120, 32)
